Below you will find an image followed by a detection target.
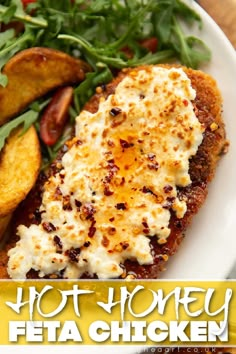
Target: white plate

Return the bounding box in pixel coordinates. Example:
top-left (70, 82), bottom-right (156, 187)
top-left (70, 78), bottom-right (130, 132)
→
top-left (2, 2), bottom-right (236, 354)
top-left (162, 0), bottom-right (236, 280)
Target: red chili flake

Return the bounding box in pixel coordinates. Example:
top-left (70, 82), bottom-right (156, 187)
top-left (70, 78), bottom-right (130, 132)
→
top-left (54, 186), bottom-right (62, 198)
top-left (63, 195), bottom-right (72, 211)
top-left (142, 186), bottom-right (151, 193)
top-left (143, 228), bottom-right (150, 234)
top-left (147, 153), bottom-right (156, 161)
top-left (104, 161), bottom-right (119, 181)
top-left (142, 221), bottom-right (150, 234)
top-left (120, 177), bottom-right (125, 186)
top-left (142, 221), bottom-right (149, 229)
top-left (115, 203), bottom-right (127, 210)
top-left (104, 186), bottom-right (114, 196)
top-left (167, 196), bottom-right (175, 203)
top-left (42, 222), bottom-right (56, 232)
top-left (107, 161), bottom-right (119, 173)
top-left (88, 226), bottom-right (96, 238)
top-left (163, 196), bottom-right (175, 210)
top-left (53, 235), bottom-right (63, 250)
top-left (65, 248), bottom-right (80, 263)
top-left (109, 107), bottom-right (122, 116)
top-left (88, 219), bottom-right (96, 238)
top-left (183, 99), bottom-right (189, 107)
top-left (163, 185), bottom-right (173, 193)
top-left (76, 139), bottom-right (83, 146)
top-left (108, 227), bottom-right (116, 235)
top-left (82, 203), bottom-right (96, 220)
top-left (109, 217), bottom-right (115, 222)
top-left (141, 186), bottom-right (157, 197)
top-left (83, 241), bottom-right (91, 248)
top-left (147, 162), bottom-right (159, 171)
top-left (110, 164), bottom-right (119, 174)
top-left (104, 174), bottom-right (112, 184)
top-left (122, 242), bottom-right (129, 250)
top-left (104, 161), bottom-right (120, 184)
top-left (120, 139), bottom-right (134, 149)
top-left (75, 199), bottom-right (82, 209)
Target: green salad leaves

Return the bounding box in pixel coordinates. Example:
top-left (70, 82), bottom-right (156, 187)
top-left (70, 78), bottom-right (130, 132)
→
top-left (0, 0), bottom-right (210, 71)
top-left (0, 0), bottom-right (211, 165)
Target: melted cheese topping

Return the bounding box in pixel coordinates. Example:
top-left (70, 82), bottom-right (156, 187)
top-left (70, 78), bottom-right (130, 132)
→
top-left (8, 66), bottom-right (204, 279)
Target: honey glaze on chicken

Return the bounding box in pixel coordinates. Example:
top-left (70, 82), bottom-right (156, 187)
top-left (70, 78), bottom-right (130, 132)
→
top-left (8, 66), bottom-right (206, 279)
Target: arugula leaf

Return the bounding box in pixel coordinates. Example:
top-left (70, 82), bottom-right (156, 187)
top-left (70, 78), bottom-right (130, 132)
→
top-left (175, 0), bottom-right (202, 26)
top-left (0, 29), bottom-right (16, 84)
top-left (0, 27), bottom-right (35, 87)
top-left (0, 4), bottom-right (47, 28)
top-left (74, 65), bottom-right (113, 113)
top-left (128, 49), bottom-right (174, 66)
top-left (0, 28), bottom-right (15, 49)
top-left (185, 36), bottom-right (211, 65)
top-left (88, 0), bottom-right (111, 12)
top-left (0, 73), bottom-right (8, 87)
top-left (0, 4), bottom-right (16, 24)
top-left (172, 17), bottom-right (211, 68)
top-left (152, 2), bottom-right (174, 45)
top-left (0, 110), bottom-right (38, 151)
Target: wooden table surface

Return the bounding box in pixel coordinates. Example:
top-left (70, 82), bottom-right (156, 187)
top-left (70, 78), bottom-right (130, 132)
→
top-left (198, 0), bottom-right (236, 48)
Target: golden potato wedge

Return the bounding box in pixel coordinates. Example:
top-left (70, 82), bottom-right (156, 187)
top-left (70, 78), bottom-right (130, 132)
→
top-left (0, 47), bottom-right (91, 126)
top-left (0, 213), bottom-right (12, 241)
top-left (0, 126), bottom-right (41, 217)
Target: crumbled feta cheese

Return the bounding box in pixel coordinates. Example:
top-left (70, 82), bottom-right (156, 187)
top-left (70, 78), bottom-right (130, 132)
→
top-left (8, 67), bottom-right (203, 279)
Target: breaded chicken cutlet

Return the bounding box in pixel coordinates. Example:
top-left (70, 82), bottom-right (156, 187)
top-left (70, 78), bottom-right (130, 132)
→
top-left (0, 64), bottom-right (227, 279)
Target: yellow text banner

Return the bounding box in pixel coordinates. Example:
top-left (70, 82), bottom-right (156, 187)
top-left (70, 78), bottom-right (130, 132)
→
top-left (0, 280), bottom-right (235, 346)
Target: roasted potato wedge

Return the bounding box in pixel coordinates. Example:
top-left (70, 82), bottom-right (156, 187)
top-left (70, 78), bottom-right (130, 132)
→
top-left (0, 214), bottom-right (12, 241)
top-left (0, 47), bottom-right (91, 126)
top-left (0, 126), bottom-right (41, 217)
